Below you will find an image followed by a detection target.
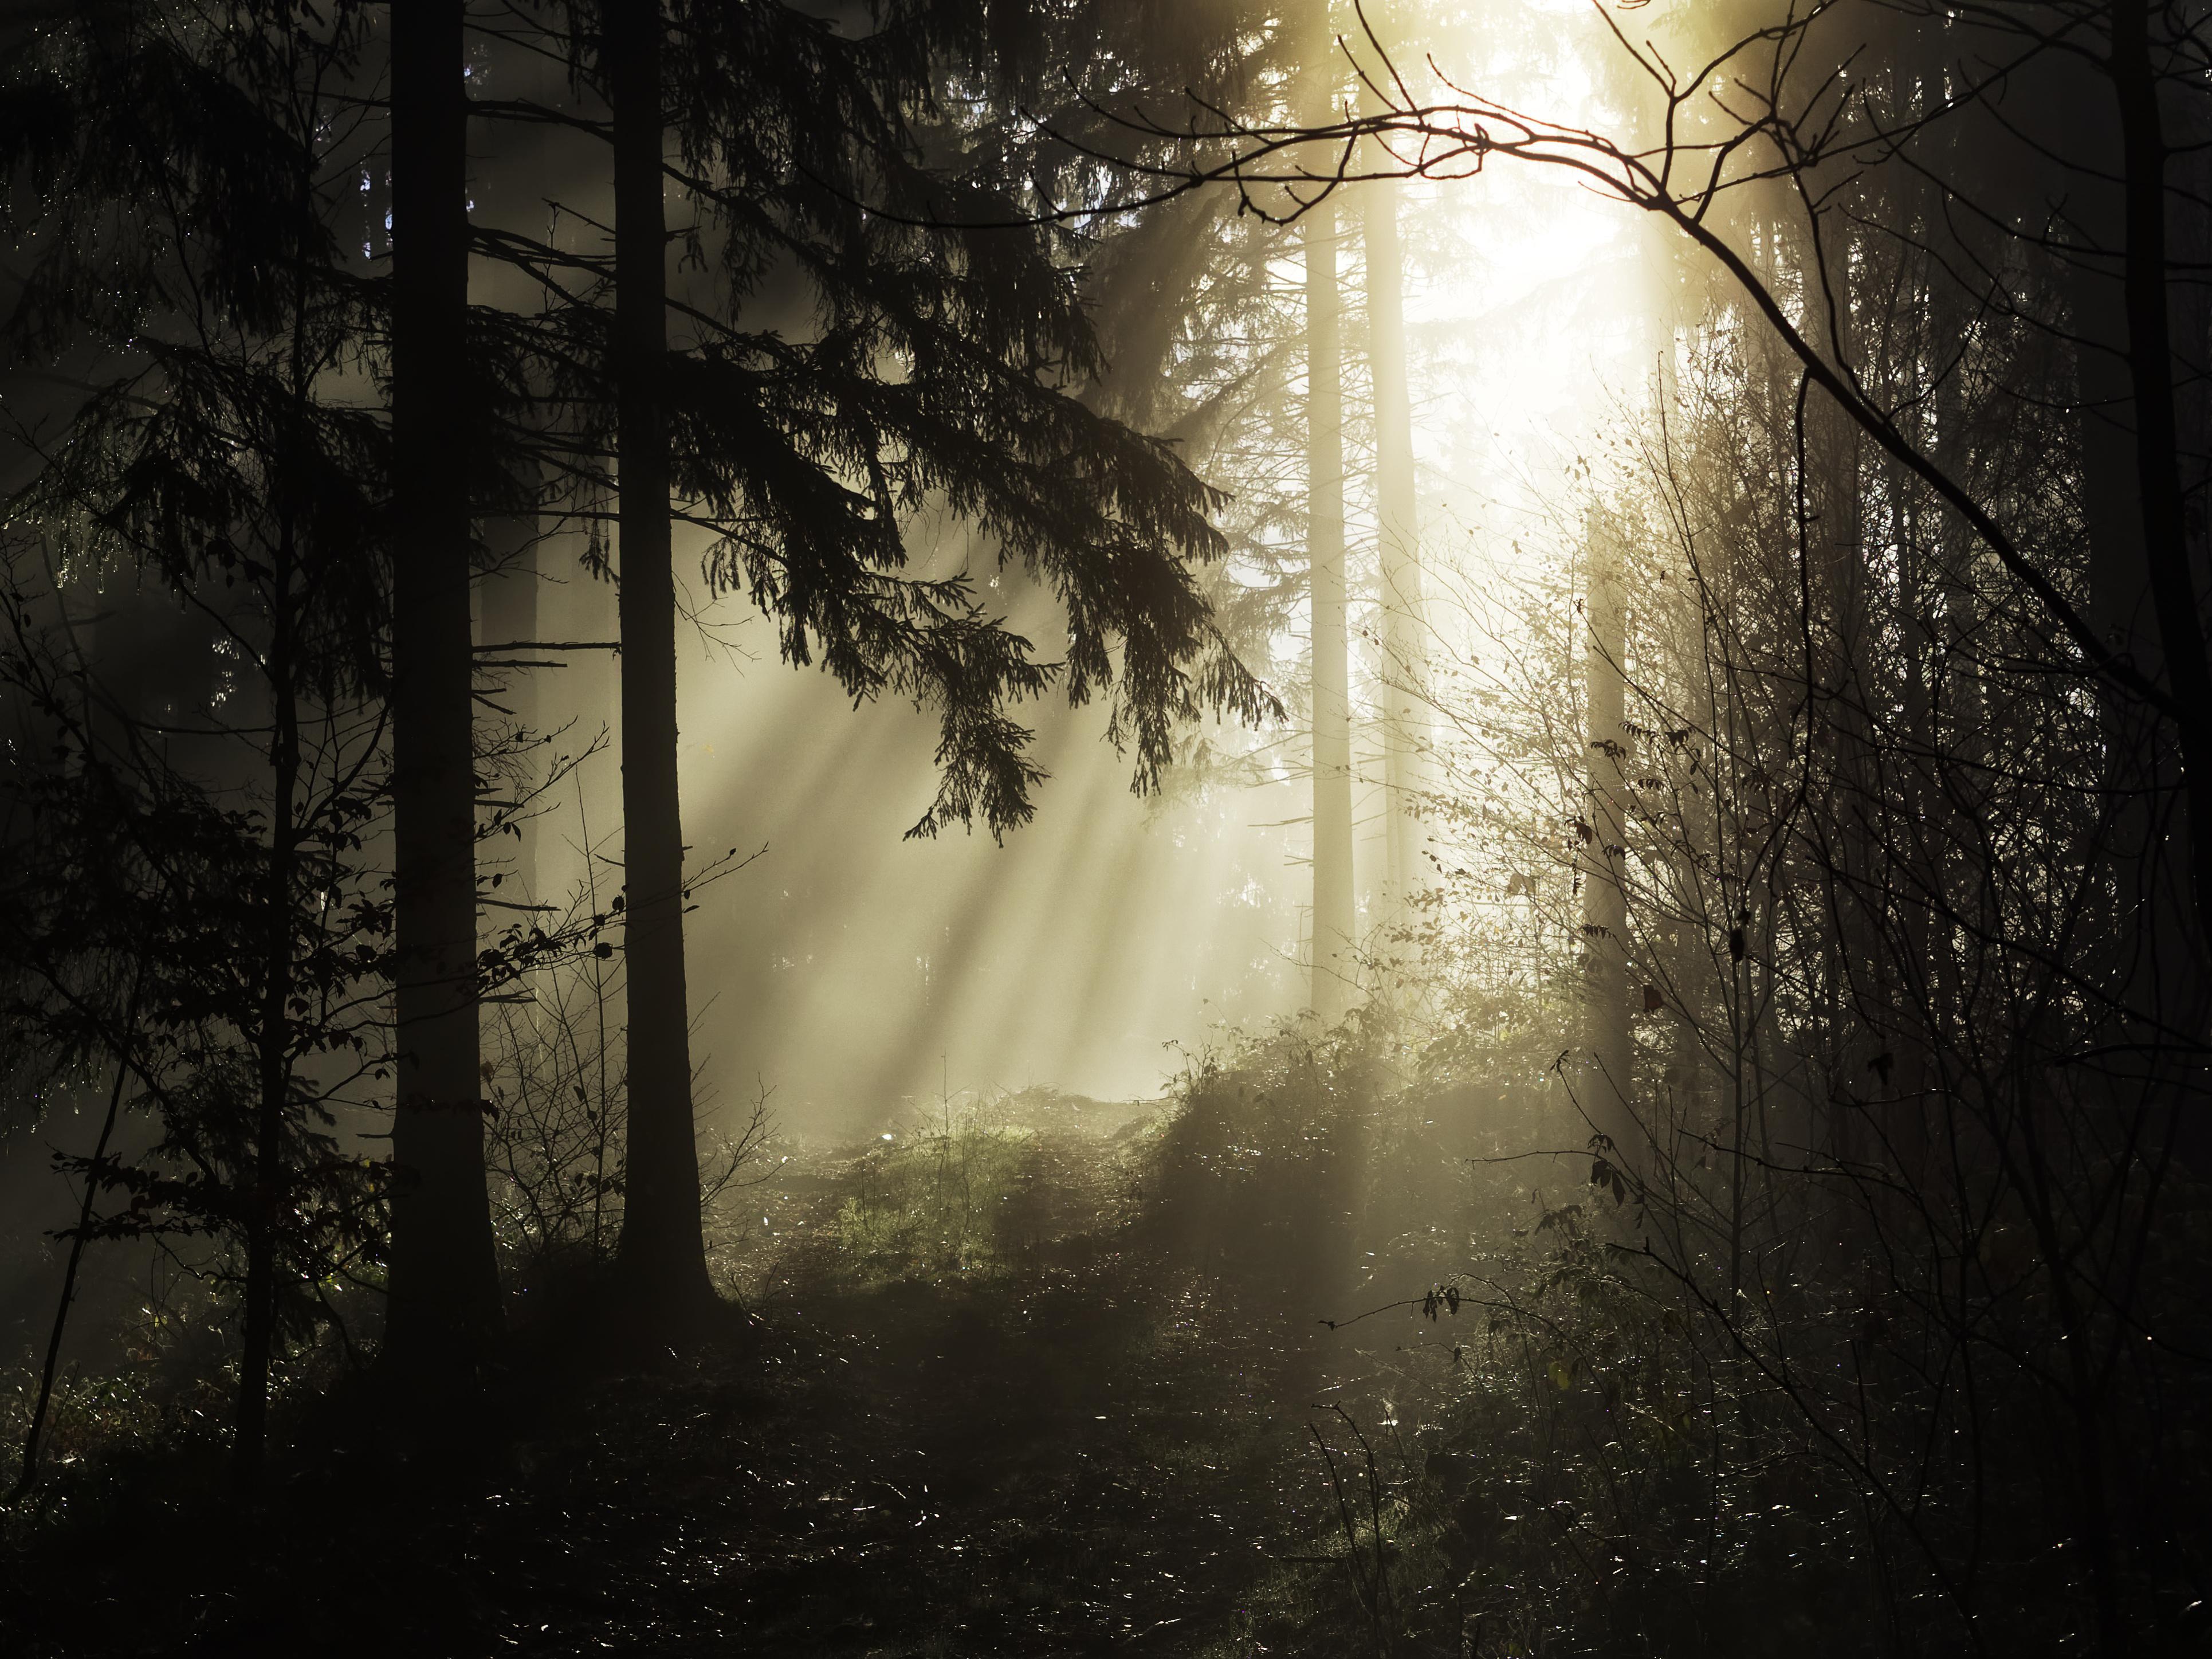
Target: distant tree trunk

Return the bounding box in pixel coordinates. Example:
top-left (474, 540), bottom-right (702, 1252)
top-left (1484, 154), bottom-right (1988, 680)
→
top-left (605, 0), bottom-right (714, 1324)
top-left (2111, 0), bottom-right (2212, 958)
top-left (233, 522), bottom-right (297, 1491)
top-left (12, 1045), bottom-right (130, 1503)
top-left (234, 133), bottom-right (322, 1489)
top-left (1361, 176), bottom-right (1421, 937)
top-left (1306, 197), bottom-right (1356, 1022)
top-left (2072, 14), bottom-right (2203, 1646)
top-left (1581, 514), bottom-right (1634, 1167)
top-left (2037, 40), bottom-right (2207, 1156)
top-left (1305, 48), bottom-right (1356, 1023)
top-left (384, 0), bottom-right (502, 1379)
top-left (480, 494), bottom-right (540, 897)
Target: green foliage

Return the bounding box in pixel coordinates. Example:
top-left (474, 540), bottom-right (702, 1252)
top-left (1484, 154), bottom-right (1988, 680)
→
top-left (1131, 1013), bottom-right (1916, 1658)
top-left (832, 1117), bottom-right (1032, 1278)
top-left (504, 0), bottom-right (1276, 841)
top-left (0, 10), bottom-right (398, 1468)
top-left (0, 1255), bottom-right (358, 1534)
top-left (826, 1089), bottom-right (1139, 1283)
top-left (1143, 1025), bottom-right (1375, 1304)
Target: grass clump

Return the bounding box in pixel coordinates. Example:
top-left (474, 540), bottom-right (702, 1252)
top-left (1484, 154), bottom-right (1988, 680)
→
top-left (823, 1088), bottom-right (1151, 1285)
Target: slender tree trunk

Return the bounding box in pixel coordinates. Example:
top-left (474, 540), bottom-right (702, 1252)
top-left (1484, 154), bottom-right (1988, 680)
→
top-left (12, 1046), bottom-right (130, 1502)
top-left (235, 124), bottom-right (316, 1491)
top-left (1582, 513), bottom-right (1634, 1166)
top-left (2052, 35), bottom-right (2206, 1150)
top-left (1362, 175), bottom-right (1422, 939)
top-left (1306, 152), bottom-right (1356, 1022)
top-left (385, 0), bottom-right (502, 1378)
top-left (480, 493), bottom-right (540, 897)
top-left (234, 542), bottom-right (296, 1491)
top-left (2111, 0), bottom-right (2212, 962)
top-left (605, 1), bottom-right (714, 1323)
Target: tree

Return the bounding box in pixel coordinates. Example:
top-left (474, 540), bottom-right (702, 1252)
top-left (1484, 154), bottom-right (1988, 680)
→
top-left (381, 0), bottom-right (504, 1386)
top-left (1215, 6), bottom-right (2212, 1644)
top-left (1233, 1), bottom-right (2212, 957)
top-left (1577, 512), bottom-right (1634, 1172)
top-left (1361, 136), bottom-right (1422, 932)
top-left (465, 0), bottom-right (1273, 1332)
top-left (599, 0), bottom-right (714, 1320)
top-left (1354, 0), bottom-right (1427, 945)
top-left (1301, 1), bottom-right (1357, 1023)
top-left (0, 0), bottom-right (395, 1488)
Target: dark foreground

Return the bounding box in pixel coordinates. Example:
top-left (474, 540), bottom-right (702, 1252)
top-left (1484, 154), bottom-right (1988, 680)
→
top-left (20, 1056), bottom-right (2149, 1658)
top-left (0, 1156), bottom-right (1390, 1658)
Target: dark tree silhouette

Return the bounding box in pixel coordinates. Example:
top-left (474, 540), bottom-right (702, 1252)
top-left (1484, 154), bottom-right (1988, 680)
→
top-left (600, 0), bottom-right (714, 1323)
top-left (381, 0), bottom-right (505, 1393)
top-left (466, 0), bottom-right (1276, 1331)
top-left (0, 1), bottom-right (394, 1488)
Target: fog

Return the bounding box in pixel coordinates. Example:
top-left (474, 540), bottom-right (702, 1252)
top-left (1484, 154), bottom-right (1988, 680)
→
top-left (527, 42), bottom-right (1664, 1139)
top-left (4, 2), bottom-right (2207, 1655)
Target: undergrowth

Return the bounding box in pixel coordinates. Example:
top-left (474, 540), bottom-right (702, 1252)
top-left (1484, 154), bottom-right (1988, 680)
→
top-left (1, 1020), bottom-right (1959, 1657)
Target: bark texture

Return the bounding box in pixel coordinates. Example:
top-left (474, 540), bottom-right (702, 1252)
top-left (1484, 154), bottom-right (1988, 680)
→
top-left (1581, 519), bottom-right (1634, 1164)
top-left (606, 1), bottom-right (715, 1323)
top-left (384, 0), bottom-right (502, 1375)
top-left (1362, 179), bottom-right (1422, 928)
top-left (1306, 190), bottom-right (1355, 1024)
top-left (479, 497), bottom-right (541, 896)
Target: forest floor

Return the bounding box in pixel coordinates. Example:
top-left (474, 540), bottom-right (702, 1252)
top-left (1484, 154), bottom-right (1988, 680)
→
top-left (0, 1117), bottom-right (1405, 1658)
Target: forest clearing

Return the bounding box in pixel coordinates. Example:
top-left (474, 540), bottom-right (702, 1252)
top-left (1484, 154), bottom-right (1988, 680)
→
top-left (2, 0), bottom-right (2209, 1654)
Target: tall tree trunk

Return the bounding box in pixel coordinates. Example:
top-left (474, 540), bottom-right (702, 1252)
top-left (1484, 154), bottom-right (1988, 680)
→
top-left (236, 132), bottom-right (319, 1491)
top-left (13, 1047), bottom-right (130, 1502)
top-left (480, 497), bottom-right (540, 897)
top-left (1306, 193), bottom-right (1355, 1023)
top-left (234, 540), bottom-right (296, 1491)
top-left (606, 0), bottom-right (714, 1323)
top-left (2045, 30), bottom-right (2207, 1145)
top-left (2112, 0), bottom-right (2212, 960)
top-left (1362, 178), bottom-right (1421, 937)
top-left (384, 0), bottom-right (502, 1378)
top-left (1581, 513), bottom-right (1635, 1167)
top-left (1304, 18), bottom-right (1356, 1022)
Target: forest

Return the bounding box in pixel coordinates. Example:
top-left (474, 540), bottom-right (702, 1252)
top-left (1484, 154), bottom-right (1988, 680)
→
top-left (0, 0), bottom-right (2206, 1654)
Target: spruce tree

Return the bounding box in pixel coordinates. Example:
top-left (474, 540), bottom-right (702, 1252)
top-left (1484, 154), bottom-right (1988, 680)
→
top-left (381, 0), bottom-right (505, 1386)
top-left (469, 0), bottom-right (1272, 1328)
top-left (601, 0), bottom-right (714, 1320)
top-left (1299, 2), bottom-right (1357, 1022)
top-left (1356, 9), bottom-right (1424, 934)
top-left (0, 0), bottom-right (395, 1488)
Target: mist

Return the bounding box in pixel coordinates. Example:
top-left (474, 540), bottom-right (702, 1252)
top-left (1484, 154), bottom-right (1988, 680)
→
top-left (3, 2), bottom-right (2207, 1656)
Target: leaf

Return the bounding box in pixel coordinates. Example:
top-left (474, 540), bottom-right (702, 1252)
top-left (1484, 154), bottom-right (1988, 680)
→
top-left (1547, 1358), bottom-right (1573, 1391)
